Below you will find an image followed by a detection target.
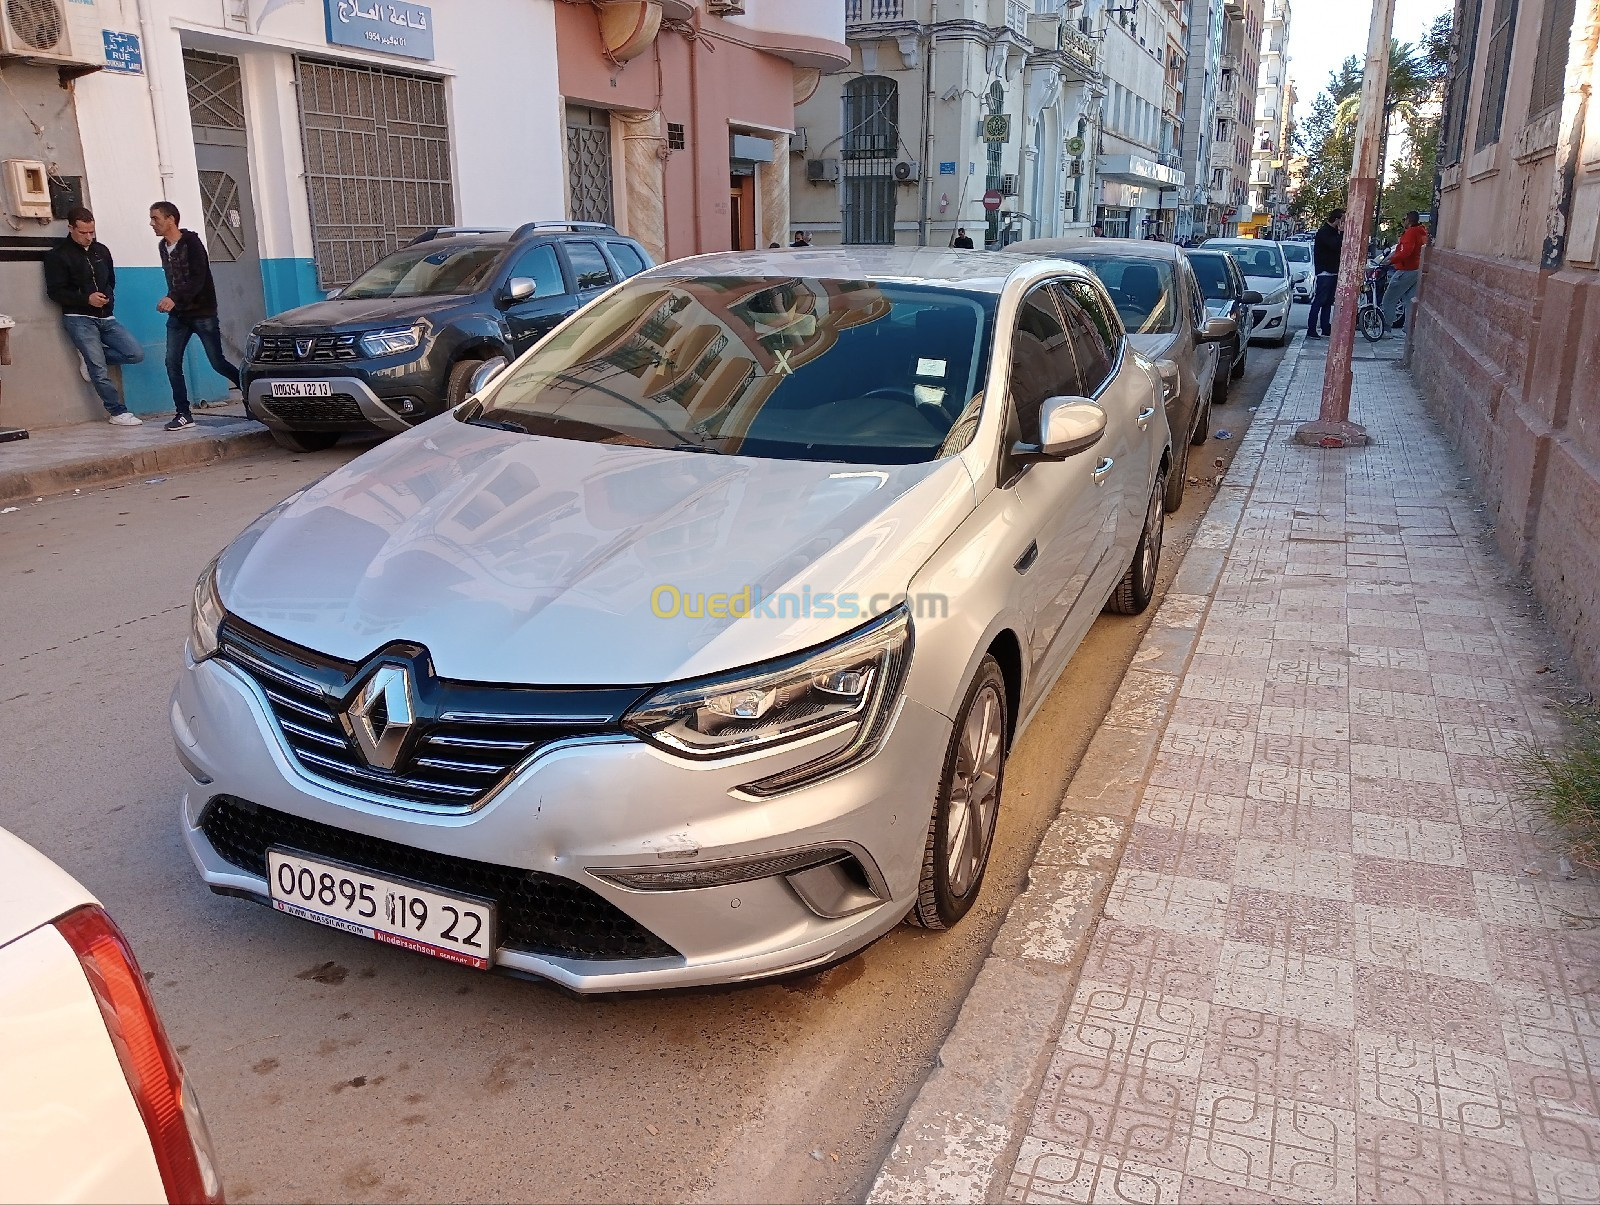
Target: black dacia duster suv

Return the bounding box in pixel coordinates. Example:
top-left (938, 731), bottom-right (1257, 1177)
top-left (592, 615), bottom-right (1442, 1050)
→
top-left (243, 222), bottom-right (654, 452)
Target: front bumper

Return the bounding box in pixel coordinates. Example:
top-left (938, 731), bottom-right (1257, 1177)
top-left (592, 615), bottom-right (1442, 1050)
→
top-left (244, 376), bottom-right (415, 435)
top-left (171, 653), bottom-right (952, 992)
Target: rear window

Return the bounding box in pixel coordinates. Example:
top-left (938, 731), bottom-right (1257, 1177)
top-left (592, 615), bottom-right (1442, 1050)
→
top-left (607, 241), bottom-right (649, 278)
top-left (469, 275), bottom-right (998, 465)
top-left (1187, 254), bottom-right (1235, 301)
top-left (1280, 243), bottom-right (1311, 263)
top-left (1216, 243), bottom-right (1286, 280)
top-left (1064, 256), bottom-right (1176, 335)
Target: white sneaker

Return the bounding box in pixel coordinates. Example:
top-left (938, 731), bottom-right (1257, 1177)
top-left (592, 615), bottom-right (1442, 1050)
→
top-left (109, 412), bottom-right (143, 426)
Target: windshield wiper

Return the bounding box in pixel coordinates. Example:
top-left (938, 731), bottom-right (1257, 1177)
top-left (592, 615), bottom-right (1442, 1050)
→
top-left (466, 414), bottom-right (529, 434)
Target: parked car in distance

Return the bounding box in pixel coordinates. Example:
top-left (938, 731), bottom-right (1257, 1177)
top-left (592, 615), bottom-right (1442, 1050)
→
top-left (1203, 238), bottom-right (1295, 347)
top-left (0, 827), bottom-right (223, 1205)
top-left (242, 222), bottom-right (655, 453)
top-left (1184, 249), bottom-right (1261, 401)
top-left (1279, 239), bottom-right (1313, 302)
top-left (174, 248), bottom-right (1174, 994)
top-left (1011, 237), bottom-right (1235, 513)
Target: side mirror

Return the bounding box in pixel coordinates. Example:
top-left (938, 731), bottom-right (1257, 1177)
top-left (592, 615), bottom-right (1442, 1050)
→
top-left (1242, 289), bottom-right (1264, 305)
top-left (1200, 316), bottom-right (1237, 341)
top-left (1014, 397), bottom-right (1107, 461)
top-left (504, 277), bottom-right (537, 304)
top-left (470, 356), bottom-right (510, 396)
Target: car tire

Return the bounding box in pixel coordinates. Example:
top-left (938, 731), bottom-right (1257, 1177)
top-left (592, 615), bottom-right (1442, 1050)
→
top-left (1231, 340), bottom-right (1248, 379)
top-left (1190, 395), bottom-right (1211, 447)
top-left (906, 657), bottom-right (1009, 931)
top-left (270, 429), bottom-right (340, 453)
top-left (1276, 314), bottom-right (1293, 347)
top-left (447, 358), bottom-right (488, 408)
top-left (1107, 472), bottom-right (1166, 615)
top-left (1212, 356), bottom-right (1232, 406)
top-left (1163, 435), bottom-right (1189, 513)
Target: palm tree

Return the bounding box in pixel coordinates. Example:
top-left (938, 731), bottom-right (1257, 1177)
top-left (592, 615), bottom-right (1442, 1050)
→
top-left (1333, 39), bottom-right (1438, 234)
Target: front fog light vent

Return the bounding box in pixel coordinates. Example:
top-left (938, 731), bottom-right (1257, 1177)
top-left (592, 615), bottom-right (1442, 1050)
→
top-left (591, 845), bottom-right (888, 918)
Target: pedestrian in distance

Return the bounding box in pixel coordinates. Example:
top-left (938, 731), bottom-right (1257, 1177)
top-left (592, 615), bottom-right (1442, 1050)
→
top-left (43, 207), bottom-right (147, 426)
top-left (789, 231), bottom-right (812, 248)
top-left (951, 227), bottom-right (975, 249)
top-left (1092, 222), bottom-right (1105, 238)
top-left (150, 200), bottom-right (242, 433)
top-left (1379, 211), bottom-right (1428, 331)
top-left (1306, 208), bottom-right (1344, 340)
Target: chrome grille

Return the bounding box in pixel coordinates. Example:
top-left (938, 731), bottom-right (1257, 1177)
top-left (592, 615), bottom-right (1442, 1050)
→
top-left (217, 621), bottom-right (646, 812)
top-left (254, 333), bottom-right (360, 363)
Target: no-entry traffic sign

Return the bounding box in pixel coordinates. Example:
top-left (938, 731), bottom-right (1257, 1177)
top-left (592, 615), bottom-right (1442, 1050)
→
top-left (982, 190), bottom-right (1004, 212)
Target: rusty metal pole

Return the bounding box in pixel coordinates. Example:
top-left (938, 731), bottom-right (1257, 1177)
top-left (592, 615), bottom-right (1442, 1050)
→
top-left (1296, 0), bottom-right (1398, 448)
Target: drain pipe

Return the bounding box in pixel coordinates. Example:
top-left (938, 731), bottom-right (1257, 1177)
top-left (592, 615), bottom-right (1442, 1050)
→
top-left (136, 0), bottom-right (176, 199)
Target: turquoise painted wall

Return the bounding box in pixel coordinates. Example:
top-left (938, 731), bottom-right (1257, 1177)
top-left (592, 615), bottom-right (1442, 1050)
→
top-left (117, 258), bottom-right (326, 415)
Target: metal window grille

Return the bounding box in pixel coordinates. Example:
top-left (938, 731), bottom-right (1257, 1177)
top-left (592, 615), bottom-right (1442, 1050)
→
top-left (667, 122), bottom-right (687, 150)
top-left (184, 50), bottom-right (246, 132)
top-left (294, 57), bottom-right (454, 289)
top-left (566, 107), bottom-right (615, 226)
top-left (1441, 0), bottom-right (1484, 166)
top-left (842, 77), bottom-right (898, 245)
top-left (1474, 0), bottom-right (1521, 151)
top-left (1528, 0), bottom-right (1576, 119)
top-left (986, 82), bottom-right (1005, 246)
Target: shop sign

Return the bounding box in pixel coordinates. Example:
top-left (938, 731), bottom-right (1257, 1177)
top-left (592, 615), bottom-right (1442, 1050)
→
top-left (102, 30), bottom-right (143, 74)
top-left (325, 0), bottom-right (436, 61)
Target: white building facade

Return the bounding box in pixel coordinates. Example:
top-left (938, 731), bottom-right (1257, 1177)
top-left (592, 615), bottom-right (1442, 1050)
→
top-left (1177, 0), bottom-right (1226, 241)
top-left (10, 0), bottom-right (565, 424)
top-left (1090, 0), bottom-right (1186, 238)
top-left (1247, 0), bottom-right (1292, 237)
top-left (791, 0), bottom-right (1103, 248)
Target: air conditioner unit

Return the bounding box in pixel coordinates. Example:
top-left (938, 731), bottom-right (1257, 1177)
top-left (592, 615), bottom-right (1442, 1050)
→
top-left (1000, 174), bottom-right (1018, 197)
top-left (1062, 190), bottom-right (1077, 211)
top-left (707, 0), bottom-right (746, 14)
top-left (1069, 159), bottom-right (1083, 177)
top-left (0, 0), bottom-right (104, 69)
top-left (791, 127), bottom-right (808, 154)
top-left (893, 160), bottom-right (921, 184)
top-left (806, 158), bottom-right (840, 183)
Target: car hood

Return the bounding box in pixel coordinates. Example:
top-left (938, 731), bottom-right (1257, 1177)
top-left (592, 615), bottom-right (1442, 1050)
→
top-left (260, 294), bottom-right (465, 330)
top-left (219, 418), bottom-right (978, 685)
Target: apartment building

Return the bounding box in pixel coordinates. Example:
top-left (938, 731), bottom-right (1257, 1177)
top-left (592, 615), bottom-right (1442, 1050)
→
top-left (1091, 0), bottom-right (1187, 237)
top-left (1178, 0), bottom-right (1228, 240)
top-left (1246, 0), bottom-right (1294, 237)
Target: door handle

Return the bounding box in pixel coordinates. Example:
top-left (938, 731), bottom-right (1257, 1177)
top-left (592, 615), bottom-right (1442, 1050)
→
top-left (1014, 541), bottom-right (1039, 575)
top-left (1137, 407), bottom-right (1156, 430)
top-left (1092, 458), bottom-right (1114, 485)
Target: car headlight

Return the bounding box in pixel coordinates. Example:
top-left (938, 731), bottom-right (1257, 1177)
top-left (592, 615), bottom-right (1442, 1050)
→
top-left (189, 556), bottom-right (224, 662)
top-left (245, 326), bottom-right (262, 361)
top-left (359, 326), bottom-right (423, 357)
top-left (623, 607), bottom-right (912, 793)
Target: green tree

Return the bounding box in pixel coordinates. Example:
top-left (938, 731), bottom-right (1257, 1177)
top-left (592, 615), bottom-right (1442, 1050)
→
top-left (1289, 56), bottom-right (1360, 229)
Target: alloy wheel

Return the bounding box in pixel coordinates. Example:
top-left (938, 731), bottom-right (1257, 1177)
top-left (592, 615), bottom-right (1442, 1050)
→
top-left (944, 683), bottom-right (1004, 898)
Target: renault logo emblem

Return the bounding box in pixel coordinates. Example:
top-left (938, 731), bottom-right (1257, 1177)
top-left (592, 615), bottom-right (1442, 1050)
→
top-left (343, 664), bottom-right (416, 771)
top-left (295, 337), bottom-right (315, 359)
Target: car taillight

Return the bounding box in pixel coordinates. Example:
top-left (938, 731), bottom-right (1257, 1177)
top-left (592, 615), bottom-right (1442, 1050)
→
top-left (54, 906), bottom-right (224, 1205)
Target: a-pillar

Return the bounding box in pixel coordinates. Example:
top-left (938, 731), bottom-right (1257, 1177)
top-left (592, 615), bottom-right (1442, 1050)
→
top-left (614, 108), bottom-right (667, 265)
top-left (758, 133), bottom-right (791, 250)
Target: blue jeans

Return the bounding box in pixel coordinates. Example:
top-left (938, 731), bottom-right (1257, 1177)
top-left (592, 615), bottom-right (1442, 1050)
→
top-left (1307, 273), bottom-right (1337, 336)
top-left (166, 313), bottom-right (241, 418)
top-left (63, 316), bottom-right (145, 416)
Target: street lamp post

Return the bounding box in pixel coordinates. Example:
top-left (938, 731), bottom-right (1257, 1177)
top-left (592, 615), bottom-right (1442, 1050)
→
top-left (1295, 0), bottom-right (1397, 449)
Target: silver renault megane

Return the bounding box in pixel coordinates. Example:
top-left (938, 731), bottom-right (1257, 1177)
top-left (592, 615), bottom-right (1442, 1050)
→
top-left (172, 248), bottom-right (1189, 992)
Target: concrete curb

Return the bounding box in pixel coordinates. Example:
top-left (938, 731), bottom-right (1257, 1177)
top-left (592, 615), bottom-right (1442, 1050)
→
top-left (866, 336), bottom-right (1311, 1205)
top-left (0, 426), bottom-right (277, 506)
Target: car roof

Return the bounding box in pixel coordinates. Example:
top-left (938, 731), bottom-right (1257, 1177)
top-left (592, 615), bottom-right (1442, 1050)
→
top-left (1185, 248), bottom-right (1234, 260)
top-left (1207, 238), bottom-right (1278, 250)
top-left (650, 247), bottom-right (1092, 295)
top-left (1009, 236), bottom-right (1186, 263)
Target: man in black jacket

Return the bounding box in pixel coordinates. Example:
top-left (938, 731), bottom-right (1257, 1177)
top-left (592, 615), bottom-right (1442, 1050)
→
top-left (43, 207), bottom-right (147, 426)
top-left (1306, 208), bottom-right (1344, 339)
top-left (150, 200), bottom-right (242, 432)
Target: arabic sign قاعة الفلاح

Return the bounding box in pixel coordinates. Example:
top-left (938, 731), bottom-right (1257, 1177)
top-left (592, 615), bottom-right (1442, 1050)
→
top-left (325, 0), bottom-right (436, 62)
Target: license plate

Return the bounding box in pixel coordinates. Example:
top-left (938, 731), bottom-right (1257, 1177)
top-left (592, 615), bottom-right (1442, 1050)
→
top-left (269, 381), bottom-right (333, 398)
top-left (267, 849), bottom-right (495, 970)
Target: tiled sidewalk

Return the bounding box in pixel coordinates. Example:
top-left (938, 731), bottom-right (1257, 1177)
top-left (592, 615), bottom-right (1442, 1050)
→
top-left (878, 341), bottom-right (1600, 1203)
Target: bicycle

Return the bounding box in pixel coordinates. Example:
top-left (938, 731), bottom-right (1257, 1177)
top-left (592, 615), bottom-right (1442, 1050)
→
top-left (1357, 270), bottom-right (1387, 342)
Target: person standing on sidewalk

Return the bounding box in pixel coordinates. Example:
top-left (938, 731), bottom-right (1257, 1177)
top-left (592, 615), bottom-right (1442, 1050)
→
top-left (951, 228), bottom-right (975, 249)
top-left (43, 208), bottom-right (146, 426)
top-left (150, 201), bottom-right (241, 433)
top-left (1306, 208), bottom-right (1344, 339)
top-left (1380, 211), bottom-right (1428, 331)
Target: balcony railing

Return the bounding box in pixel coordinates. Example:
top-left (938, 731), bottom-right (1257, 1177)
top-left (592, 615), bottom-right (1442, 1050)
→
top-left (845, 0), bottom-right (905, 22)
top-left (1005, 0), bottom-right (1030, 36)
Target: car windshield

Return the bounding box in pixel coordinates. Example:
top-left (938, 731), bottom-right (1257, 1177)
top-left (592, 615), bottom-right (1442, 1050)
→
top-left (1280, 243), bottom-right (1311, 263)
top-left (1216, 243), bottom-right (1286, 280)
top-left (468, 275), bottom-right (998, 465)
top-left (341, 242), bottom-right (507, 299)
top-left (1066, 256), bottom-right (1176, 334)
top-left (1187, 254), bottom-right (1236, 301)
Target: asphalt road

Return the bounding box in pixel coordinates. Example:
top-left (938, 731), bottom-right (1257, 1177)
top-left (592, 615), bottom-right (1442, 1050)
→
top-left (0, 320), bottom-right (1295, 1205)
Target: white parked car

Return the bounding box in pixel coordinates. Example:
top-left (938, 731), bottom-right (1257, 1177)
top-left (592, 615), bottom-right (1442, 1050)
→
top-left (0, 828), bottom-right (223, 1205)
top-left (1204, 239), bottom-right (1295, 346)
top-left (1278, 239), bottom-right (1313, 303)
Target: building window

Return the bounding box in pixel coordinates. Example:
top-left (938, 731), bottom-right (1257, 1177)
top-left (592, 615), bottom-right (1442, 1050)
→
top-left (1475, 0), bottom-right (1521, 151)
top-left (1441, 0), bottom-right (1484, 165)
top-left (986, 81), bottom-right (1006, 246)
top-left (841, 76), bottom-right (899, 245)
top-left (1528, 0), bottom-right (1576, 120)
top-left (667, 122), bottom-right (687, 150)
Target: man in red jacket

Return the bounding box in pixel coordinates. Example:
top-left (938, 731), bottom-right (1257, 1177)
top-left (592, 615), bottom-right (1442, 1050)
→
top-left (1382, 211), bottom-right (1428, 330)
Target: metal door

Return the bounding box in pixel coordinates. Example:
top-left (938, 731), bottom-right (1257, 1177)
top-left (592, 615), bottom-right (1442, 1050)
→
top-left (566, 107), bottom-right (614, 226)
top-left (184, 50), bottom-right (265, 362)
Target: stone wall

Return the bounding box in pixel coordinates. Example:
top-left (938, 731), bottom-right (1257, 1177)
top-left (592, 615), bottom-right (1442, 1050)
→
top-left (1411, 247), bottom-right (1600, 693)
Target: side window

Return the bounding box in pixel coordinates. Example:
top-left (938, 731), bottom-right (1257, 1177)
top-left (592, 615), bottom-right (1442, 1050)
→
top-left (607, 241), bottom-right (648, 278)
top-left (1051, 283), bottom-right (1114, 397)
top-left (566, 241), bottom-right (616, 290)
top-left (1183, 263), bottom-right (1206, 329)
top-left (506, 244), bottom-right (566, 299)
top-left (1061, 279), bottom-right (1120, 370)
top-left (1009, 286), bottom-right (1077, 437)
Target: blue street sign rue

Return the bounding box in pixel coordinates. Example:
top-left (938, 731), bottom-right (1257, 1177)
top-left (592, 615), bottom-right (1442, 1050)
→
top-left (939, 162), bottom-right (957, 175)
top-left (102, 30), bottom-right (143, 74)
